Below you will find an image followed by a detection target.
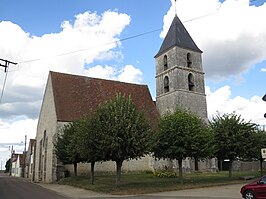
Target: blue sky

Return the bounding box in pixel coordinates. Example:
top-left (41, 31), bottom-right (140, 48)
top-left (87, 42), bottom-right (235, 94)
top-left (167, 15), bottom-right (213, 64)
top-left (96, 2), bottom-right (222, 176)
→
top-left (0, 0), bottom-right (266, 164)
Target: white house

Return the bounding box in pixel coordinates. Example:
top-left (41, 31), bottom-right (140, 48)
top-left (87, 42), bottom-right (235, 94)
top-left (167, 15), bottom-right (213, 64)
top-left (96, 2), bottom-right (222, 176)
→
top-left (11, 153), bottom-right (25, 177)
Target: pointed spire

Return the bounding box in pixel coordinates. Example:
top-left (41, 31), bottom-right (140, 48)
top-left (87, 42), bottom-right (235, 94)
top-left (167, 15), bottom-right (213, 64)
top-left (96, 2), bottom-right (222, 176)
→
top-left (174, 0), bottom-right (177, 16)
top-left (155, 15), bottom-right (202, 58)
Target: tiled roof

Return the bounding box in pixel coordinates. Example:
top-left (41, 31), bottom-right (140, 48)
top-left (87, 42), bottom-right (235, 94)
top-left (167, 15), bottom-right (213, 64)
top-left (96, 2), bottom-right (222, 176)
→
top-left (49, 71), bottom-right (159, 129)
top-left (155, 15), bottom-right (202, 58)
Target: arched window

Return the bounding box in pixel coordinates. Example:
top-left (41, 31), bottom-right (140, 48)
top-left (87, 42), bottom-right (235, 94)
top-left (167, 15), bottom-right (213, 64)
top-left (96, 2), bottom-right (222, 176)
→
top-left (163, 55), bottom-right (168, 70)
top-left (188, 73), bottom-right (195, 91)
top-left (164, 76), bottom-right (169, 93)
top-left (187, 53), bottom-right (192, 68)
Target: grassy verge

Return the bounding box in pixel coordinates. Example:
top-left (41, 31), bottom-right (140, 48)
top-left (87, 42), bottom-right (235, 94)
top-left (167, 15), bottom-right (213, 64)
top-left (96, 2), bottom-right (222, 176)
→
top-left (58, 171), bottom-right (262, 195)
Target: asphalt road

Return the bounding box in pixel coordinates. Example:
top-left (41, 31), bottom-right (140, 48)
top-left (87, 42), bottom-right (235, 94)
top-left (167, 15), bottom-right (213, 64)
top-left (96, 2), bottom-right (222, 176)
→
top-left (0, 172), bottom-right (244, 199)
top-left (0, 173), bottom-right (69, 199)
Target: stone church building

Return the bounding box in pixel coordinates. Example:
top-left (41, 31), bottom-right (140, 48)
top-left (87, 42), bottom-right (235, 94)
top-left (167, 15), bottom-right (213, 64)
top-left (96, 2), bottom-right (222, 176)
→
top-left (34, 14), bottom-right (213, 182)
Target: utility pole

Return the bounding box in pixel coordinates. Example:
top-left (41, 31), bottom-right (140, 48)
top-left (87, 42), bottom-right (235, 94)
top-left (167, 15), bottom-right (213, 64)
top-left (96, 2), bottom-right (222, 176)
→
top-left (9, 145), bottom-right (13, 176)
top-left (0, 58), bottom-right (17, 103)
top-left (23, 135), bottom-right (27, 178)
top-left (0, 58), bottom-right (17, 73)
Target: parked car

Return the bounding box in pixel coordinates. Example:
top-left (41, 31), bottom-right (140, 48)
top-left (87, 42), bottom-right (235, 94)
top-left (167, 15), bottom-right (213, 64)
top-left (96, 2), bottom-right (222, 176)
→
top-left (241, 176), bottom-right (266, 199)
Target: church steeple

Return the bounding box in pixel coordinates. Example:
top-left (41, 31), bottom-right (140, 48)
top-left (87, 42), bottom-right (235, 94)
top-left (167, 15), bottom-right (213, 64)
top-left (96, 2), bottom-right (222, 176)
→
top-left (155, 14), bottom-right (207, 121)
top-left (155, 15), bottom-right (202, 58)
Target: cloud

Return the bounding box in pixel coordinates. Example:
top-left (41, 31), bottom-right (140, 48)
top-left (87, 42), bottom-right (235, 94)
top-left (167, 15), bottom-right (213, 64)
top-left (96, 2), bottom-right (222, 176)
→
top-left (206, 85), bottom-right (266, 125)
top-left (84, 64), bottom-right (143, 84)
top-left (0, 118), bottom-right (37, 144)
top-left (162, 0), bottom-right (266, 81)
top-left (261, 68), bottom-right (266, 72)
top-left (117, 65), bottom-right (143, 83)
top-left (0, 10), bottom-right (131, 120)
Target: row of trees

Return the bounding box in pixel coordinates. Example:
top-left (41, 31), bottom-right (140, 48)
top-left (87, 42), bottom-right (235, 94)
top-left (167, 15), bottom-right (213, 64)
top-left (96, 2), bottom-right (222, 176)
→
top-left (55, 93), bottom-right (266, 187)
top-left (55, 94), bottom-right (152, 187)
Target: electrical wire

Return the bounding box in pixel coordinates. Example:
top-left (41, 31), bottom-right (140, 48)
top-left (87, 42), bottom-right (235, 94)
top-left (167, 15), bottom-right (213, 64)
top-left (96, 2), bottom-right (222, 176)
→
top-left (13, 0), bottom-right (261, 65)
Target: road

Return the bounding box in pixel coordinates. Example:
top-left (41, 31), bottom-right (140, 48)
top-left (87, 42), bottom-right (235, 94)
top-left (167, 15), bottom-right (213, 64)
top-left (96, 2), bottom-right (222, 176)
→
top-left (0, 173), bottom-right (69, 199)
top-left (0, 172), bottom-right (244, 199)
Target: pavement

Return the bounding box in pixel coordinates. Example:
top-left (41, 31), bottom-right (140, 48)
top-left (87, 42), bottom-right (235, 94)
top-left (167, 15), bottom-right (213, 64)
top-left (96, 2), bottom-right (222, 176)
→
top-left (38, 182), bottom-right (246, 199)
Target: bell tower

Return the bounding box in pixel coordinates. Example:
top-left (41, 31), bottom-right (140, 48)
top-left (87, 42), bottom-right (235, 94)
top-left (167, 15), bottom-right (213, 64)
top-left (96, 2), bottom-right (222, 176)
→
top-left (155, 14), bottom-right (207, 121)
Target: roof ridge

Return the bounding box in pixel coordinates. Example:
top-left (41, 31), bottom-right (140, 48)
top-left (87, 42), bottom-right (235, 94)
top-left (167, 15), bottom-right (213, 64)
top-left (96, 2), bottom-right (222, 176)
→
top-left (49, 71), bottom-right (147, 87)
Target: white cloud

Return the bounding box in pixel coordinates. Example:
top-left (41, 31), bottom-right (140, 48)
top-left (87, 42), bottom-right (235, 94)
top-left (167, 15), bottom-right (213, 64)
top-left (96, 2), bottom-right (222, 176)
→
top-left (206, 85), bottom-right (266, 125)
top-left (117, 65), bottom-right (143, 83)
top-left (0, 118), bottom-right (37, 143)
top-left (84, 65), bottom-right (117, 79)
top-left (0, 10), bottom-right (131, 120)
top-left (0, 117), bottom-right (36, 161)
top-left (261, 68), bottom-right (266, 72)
top-left (162, 0), bottom-right (266, 81)
top-left (84, 64), bottom-right (143, 84)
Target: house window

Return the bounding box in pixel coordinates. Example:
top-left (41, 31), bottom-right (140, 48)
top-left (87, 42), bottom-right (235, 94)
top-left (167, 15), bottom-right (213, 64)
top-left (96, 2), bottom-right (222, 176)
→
top-left (187, 53), bottom-right (192, 68)
top-left (188, 73), bottom-right (195, 91)
top-left (163, 55), bottom-right (168, 70)
top-left (164, 76), bottom-right (169, 93)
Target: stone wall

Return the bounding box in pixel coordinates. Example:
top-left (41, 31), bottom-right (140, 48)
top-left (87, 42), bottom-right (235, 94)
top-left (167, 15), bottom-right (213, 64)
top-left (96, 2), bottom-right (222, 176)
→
top-left (65, 155), bottom-right (155, 176)
top-left (35, 74), bottom-right (58, 183)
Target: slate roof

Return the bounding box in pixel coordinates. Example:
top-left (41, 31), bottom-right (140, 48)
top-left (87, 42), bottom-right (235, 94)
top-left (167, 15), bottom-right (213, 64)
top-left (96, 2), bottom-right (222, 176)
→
top-left (155, 15), bottom-right (202, 58)
top-left (49, 71), bottom-right (159, 129)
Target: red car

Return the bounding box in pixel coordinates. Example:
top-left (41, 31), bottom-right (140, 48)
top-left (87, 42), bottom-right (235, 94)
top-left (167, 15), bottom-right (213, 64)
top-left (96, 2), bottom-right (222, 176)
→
top-left (241, 176), bottom-right (266, 199)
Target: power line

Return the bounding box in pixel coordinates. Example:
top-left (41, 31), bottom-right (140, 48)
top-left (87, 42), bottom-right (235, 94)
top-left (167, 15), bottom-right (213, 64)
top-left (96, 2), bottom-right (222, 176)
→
top-left (13, 0), bottom-right (259, 65)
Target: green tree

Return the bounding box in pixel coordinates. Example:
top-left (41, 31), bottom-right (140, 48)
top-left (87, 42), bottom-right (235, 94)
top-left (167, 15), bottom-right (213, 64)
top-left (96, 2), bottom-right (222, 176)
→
top-left (190, 125), bottom-right (214, 171)
top-left (153, 107), bottom-right (211, 184)
top-left (76, 116), bottom-right (105, 184)
top-left (5, 158), bottom-right (11, 173)
top-left (54, 122), bottom-right (84, 176)
top-left (244, 129), bottom-right (266, 176)
top-left (94, 93), bottom-right (153, 188)
top-left (210, 113), bottom-right (257, 178)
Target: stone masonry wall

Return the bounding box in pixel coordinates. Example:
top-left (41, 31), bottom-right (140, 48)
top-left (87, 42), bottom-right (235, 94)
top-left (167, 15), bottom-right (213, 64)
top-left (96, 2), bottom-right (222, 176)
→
top-left (35, 74), bottom-right (58, 183)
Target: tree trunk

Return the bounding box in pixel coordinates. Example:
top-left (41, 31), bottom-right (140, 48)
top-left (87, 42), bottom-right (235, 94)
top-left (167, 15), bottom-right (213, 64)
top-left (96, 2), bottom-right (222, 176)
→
top-left (228, 160), bottom-right (232, 178)
top-left (115, 160), bottom-right (123, 189)
top-left (178, 158), bottom-right (183, 184)
top-left (194, 158), bottom-right (199, 171)
top-left (91, 161), bottom-right (95, 184)
top-left (73, 162), bottom-right (77, 177)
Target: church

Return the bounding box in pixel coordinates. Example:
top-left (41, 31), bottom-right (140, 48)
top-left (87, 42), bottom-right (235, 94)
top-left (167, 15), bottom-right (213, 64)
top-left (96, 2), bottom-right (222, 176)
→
top-left (33, 14), bottom-right (211, 182)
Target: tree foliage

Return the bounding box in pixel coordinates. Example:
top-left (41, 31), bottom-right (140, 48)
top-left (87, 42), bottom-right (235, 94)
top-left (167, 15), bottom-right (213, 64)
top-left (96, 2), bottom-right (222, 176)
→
top-left (153, 107), bottom-right (212, 184)
top-left (76, 116), bottom-right (105, 184)
top-left (244, 129), bottom-right (266, 176)
top-left (5, 158), bottom-right (11, 173)
top-left (93, 93), bottom-right (153, 188)
top-left (54, 122), bottom-right (85, 176)
top-left (210, 113), bottom-right (257, 177)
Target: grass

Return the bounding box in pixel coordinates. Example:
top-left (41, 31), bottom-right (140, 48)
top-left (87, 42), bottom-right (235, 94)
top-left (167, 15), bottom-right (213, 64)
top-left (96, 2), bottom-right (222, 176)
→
top-left (58, 171), bottom-right (263, 195)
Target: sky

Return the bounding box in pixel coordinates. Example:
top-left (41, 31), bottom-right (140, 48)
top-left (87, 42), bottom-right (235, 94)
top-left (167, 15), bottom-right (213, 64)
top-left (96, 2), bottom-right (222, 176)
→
top-left (0, 0), bottom-right (266, 166)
